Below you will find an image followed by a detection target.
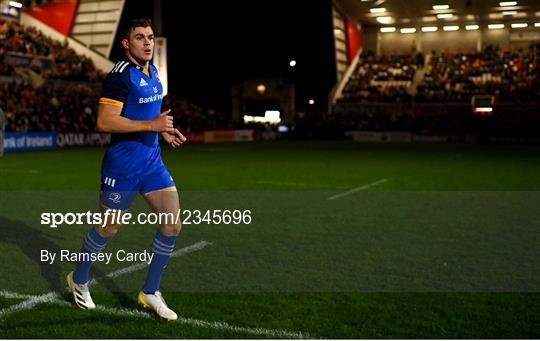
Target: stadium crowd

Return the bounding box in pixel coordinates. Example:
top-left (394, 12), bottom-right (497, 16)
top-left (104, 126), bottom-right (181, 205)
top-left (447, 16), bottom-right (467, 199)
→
top-left (1, 78), bottom-right (226, 133)
top-left (1, 80), bottom-right (99, 132)
top-left (2, 17), bottom-right (538, 137)
top-left (339, 50), bottom-right (417, 103)
top-left (325, 103), bottom-right (540, 139)
top-left (0, 18), bottom-right (226, 133)
top-left (417, 44), bottom-right (540, 102)
top-left (163, 95), bottom-right (231, 132)
top-left (339, 44), bottom-right (540, 104)
top-left (0, 18), bottom-right (103, 81)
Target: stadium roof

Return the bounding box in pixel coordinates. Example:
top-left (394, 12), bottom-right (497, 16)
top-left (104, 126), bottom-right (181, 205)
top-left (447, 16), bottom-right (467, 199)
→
top-left (336, 0), bottom-right (540, 27)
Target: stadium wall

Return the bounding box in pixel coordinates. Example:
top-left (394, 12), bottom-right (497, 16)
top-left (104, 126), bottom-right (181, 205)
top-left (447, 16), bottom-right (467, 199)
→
top-left (23, 0), bottom-right (78, 36)
top-left (420, 30), bottom-right (480, 53)
top-left (367, 28), bottom-right (537, 54)
top-left (483, 28), bottom-right (509, 49)
top-left (362, 27), bottom-right (378, 52)
top-left (346, 131), bottom-right (540, 144)
top-left (183, 130), bottom-right (255, 144)
top-left (345, 18), bottom-right (362, 63)
top-left (377, 30), bottom-right (479, 54)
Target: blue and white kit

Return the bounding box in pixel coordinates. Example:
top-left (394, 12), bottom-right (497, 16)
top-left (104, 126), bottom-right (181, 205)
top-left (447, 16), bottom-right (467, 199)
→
top-left (98, 58), bottom-right (174, 210)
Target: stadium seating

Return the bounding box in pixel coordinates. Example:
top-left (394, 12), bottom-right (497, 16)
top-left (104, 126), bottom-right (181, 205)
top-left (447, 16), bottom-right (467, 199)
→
top-left (0, 18), bottom-right (103, 81)
top-left (340, 45), bottom-right (540, 104)
top-left (331, 46), bottom-right (540, 137)
top-left (417, 45), bottom-right (540, 102)
top-left (0, 18), bottom-right (226, 133)
top-left (339, 50), bottom-right (417, 103)
top-left (2, 16), bottom-right (538, 137)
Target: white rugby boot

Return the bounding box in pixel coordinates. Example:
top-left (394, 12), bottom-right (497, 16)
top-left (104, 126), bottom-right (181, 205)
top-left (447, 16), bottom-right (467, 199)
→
top-left (138, 291), bottom-right (178, 321)
top-left (66, 271), bottom-right (96, 309)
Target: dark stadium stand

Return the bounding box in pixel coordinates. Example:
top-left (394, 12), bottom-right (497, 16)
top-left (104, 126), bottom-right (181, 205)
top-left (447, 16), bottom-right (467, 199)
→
top-left (0, 18), bottom-right (226, 133)
top-left (339, 50), bottom-right (417, 103)
top-left (339, 45), bottom-right (540, 104)
top-left (332, 45), bottom-right (540, 140)
top-left (0, 18), bottom-right (103, 81)
top-left (1, 17), bottom-right (539, 140)
top-left (417, 45), bottom-right (540, 102)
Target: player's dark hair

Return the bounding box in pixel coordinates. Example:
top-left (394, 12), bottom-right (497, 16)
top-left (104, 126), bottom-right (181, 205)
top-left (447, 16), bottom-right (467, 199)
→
top-left (122, 18), bottom-right (153, 39)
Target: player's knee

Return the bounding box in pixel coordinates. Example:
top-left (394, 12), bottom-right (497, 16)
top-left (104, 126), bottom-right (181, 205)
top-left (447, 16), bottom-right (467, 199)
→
top-left (161, 222), bottom-right (182, 236)
top-left (97, 224), bottom-right (122, 238)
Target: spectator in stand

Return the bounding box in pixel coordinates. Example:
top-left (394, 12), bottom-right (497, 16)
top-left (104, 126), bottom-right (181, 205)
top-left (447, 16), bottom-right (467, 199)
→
top-left (339, 50), bottom-right (416, 103)
top-left (415, 51), bottom-right (425, 67)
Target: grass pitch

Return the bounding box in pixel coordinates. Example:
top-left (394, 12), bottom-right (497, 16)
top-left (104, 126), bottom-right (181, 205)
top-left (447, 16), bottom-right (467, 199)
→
top-left (0, 141), bottom-right (538, 338)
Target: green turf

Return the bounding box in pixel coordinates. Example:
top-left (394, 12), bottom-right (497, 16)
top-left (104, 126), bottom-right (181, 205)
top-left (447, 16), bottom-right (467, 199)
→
top-left (1, 141), bottom-right (539, 191)
top-left (0, 141), bottom-right (538, 338)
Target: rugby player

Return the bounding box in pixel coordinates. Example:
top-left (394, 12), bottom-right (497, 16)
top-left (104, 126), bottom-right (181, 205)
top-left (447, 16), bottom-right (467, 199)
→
top-left (66, 18), bottom-right (186, 320)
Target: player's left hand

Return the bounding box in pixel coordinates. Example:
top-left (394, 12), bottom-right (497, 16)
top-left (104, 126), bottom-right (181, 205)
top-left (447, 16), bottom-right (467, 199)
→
top-left (162, 128), bottom-right (187, 148)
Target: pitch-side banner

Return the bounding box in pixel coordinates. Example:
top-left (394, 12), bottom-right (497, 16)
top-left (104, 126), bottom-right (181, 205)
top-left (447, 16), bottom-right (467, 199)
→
top-left (4, 132), bottom-right (57, 152)
top-left (56, 132), bottom-right (111, 148)
top-left (182, 130), bottom-right (256, 144)
top-left (203, 130), bottom-right (255, 143)
top-left (346, 131), bottom-right (412, 142)
top-left (0, 108), bottom-right (4, 156)
top-left (154, 37), bottom-right (168, 96)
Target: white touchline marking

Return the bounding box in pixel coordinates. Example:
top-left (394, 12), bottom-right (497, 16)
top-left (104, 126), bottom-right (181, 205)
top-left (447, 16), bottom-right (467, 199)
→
top-left (0, 241), bottom-right (212, 317)
top-left (254, 180), bottom-right (349, 189)
top-left (0, 292), bottom-right (59, 317)
top-left (90, 304), bottom-right (310, 338)
top-left (327, 178), bottom-right (388, 200)
top-left (0, 290), bottom-right (36, 300)
top-left (89, 240), bottom-right (213, 286)
top-left (0, 292), bottom-right (311, 338)
top-left (174, 315), bottom-right (310, 339)
top-left (0, 239), bottom-right (312, 338)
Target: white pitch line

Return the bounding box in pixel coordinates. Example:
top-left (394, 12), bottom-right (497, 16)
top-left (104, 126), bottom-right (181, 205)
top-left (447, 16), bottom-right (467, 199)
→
top-left (327, 178), bottom-right (388, 200)
top-left (0, 291), bottom-right (70, 308)
top-left (94, 304), bottom-right (152, 319)
top-left (90, 240), bottom-right (213, 286)
top-left (0, 241), bottom-right (212, 317)
top-left (0, 290), bottom-right (37, 300)
top-left (0, 292), bottom-right (59, 317)
top-left (0, 293), bottom-right (311, 338)
top-left (83, 303), bottom-right (310, 338)
top-left (85, 302), bottom-right (310, 338)
top-left (175, 315), bottom-right (310, 339)
top-left (0, 239), bottom-right (312, 338)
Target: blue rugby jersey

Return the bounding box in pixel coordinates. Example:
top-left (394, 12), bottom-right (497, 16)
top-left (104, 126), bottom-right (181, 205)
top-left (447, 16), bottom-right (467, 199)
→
top-left (99, 58), bottom-right (165, 178)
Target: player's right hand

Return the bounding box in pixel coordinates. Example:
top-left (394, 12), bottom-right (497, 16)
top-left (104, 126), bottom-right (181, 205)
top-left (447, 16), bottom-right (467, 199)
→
top-left (150, 109), bottom-right (174, 132)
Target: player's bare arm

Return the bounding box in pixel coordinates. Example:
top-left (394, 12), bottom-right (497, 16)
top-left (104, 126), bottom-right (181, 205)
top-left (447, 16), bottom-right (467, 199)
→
top-left (96, 105), bottom-right (174, 133)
